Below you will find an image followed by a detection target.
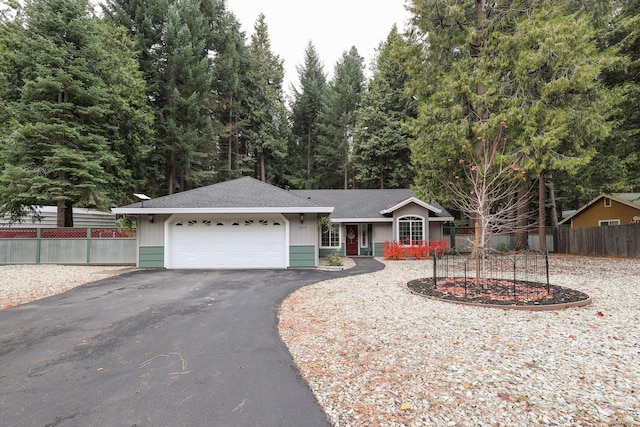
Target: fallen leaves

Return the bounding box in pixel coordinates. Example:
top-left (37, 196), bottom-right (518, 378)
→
top-left (400, 402), bottom-right (413, 411)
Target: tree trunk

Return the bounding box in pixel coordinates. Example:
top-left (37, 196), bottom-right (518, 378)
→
top-left (64, 200), bottom-right (73, 227)
top-left (306, 127), bottom-right (312, 183)
top-left (228, 96), bottom-right (233, 174)
top-left (168, 149), bottom-right (176, 195)
top-left (260, 150), bottom-right (266, 182)
top-left (548, 175), bottom-right (559, 229)
top-left (57, 200), bottom-right (65, 228)
top-left (514, 183), bottom-right (529, 251)
top-left (538, 174), bottom-right (547, 253)
top-left (344, 141), bottom-right (348, 190)
top-left (56, 200), bottom-right (73, 227)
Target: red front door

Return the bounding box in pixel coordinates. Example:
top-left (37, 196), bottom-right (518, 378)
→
top-left (346, 225), bottom-right (359, 256)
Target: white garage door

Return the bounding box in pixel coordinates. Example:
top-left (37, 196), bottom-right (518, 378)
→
top-left (169, 215), bottom-right (288, 269)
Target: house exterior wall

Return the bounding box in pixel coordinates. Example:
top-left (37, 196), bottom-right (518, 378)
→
top-left (287, 213), bottom-right (317, 245)
top-left (286, 213), bottom-right (318, 267)
top-left (392, 203), bottom-right (432, 242)
top-left (429, 222), bottom-right (444, 240)
top-left (138, 215), bottom-right (168, 246)
top-left (373, 223), bottom-right (393, 257)
top-left (136, 213), bottom-right (319, 269)
top-left (571, 198), bottom-right (640, 227)
top-left (138, 215), bottom-right (169, 268)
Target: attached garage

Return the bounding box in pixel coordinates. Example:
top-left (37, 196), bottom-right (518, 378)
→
top-left (112, 176), bottom-right (452, 269)
top-left (167, 215), bottom-right (288, 269)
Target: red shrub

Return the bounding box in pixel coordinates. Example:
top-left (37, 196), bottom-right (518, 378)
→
top-left (428, 239), bottom-right (449, 258)
top-left (382, 240), bottom-right (405, 260)
top-left (407, 240), bottom-right (429, 259)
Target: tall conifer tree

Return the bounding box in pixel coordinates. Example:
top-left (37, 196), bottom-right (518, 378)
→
top-left (0, 0), bottom-right (149, 225)
top-left (240, 14), bottom-right (287, 182)
top-left (353, 26), bottom-right (415, 189)
top-left (316, 47), bottom-right (365, 189)
top-left (405, 0), bottom-right (618, 249)
top-left (289, 42), bottom-right (327, 188)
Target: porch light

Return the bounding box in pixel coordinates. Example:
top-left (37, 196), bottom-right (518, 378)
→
top-left (300, 213), bottom-right (304, 224)
top-left (148, 214), bottom-right (154, 224)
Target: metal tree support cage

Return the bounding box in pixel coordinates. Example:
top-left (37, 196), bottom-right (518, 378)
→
top-left (431, 248), bottom-right (550, 300)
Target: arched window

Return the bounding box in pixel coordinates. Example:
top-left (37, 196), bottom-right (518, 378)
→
top-left (398, 216), bottom-right (424, 245)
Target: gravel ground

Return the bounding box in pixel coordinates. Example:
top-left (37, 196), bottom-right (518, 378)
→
top-left (2, 257), bottom-right (638, 426)
top-left (0, 264), bottom-right (134, 310)
top-left (279, 255), bottom-right (640, 426)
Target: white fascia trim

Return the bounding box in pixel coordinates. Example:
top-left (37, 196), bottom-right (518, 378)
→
top-left (330, 218), bottom-right (393, 223)
top-left (112, 207), bottom-right (334, 215)
top-left (428, 216), bottom-right (455, 222)
top-left (379, 197), bottom-right (442, 215)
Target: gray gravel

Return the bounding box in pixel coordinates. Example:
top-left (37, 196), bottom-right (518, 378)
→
top-left (279, 255), bottom-right (640, 426)
top-left (0, 264), bottom-right (133, 309)
top-left (2, 257), bottom-right (638, 426)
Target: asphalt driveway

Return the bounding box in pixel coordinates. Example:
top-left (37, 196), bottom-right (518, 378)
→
top-left (0, 258), bottom-right (383, 427)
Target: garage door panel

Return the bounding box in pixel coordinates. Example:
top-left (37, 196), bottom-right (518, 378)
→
top-left (169, 216), bottom-right (287, 269)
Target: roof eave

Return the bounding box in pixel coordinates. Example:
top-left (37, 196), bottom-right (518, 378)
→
top-left (429, 216), bottom-right (455, 222)
top-left (379, 197), bottom-right (442, 215)
top-left (559, 193), bottom-right (640, 225)
top-left (330, 217), bottom-right (394, 223)
top-left (111, 207), bottom-right (334, 215)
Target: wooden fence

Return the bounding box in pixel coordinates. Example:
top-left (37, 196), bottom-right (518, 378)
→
top-left (444, 227), bottom-right (554, 253)
top-left (0, 228), bottom-right (136, 265)
top-left (556, 224), bottom-right (640, 258)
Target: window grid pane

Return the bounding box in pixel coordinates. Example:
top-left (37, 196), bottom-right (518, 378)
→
top-left (322, 224), bottom-right (340, 247)
top-left (399, 217), bottom-right (423, 245)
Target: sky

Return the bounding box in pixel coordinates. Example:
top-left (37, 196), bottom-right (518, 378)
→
top-left (225, 0), bottom-right (411, 93)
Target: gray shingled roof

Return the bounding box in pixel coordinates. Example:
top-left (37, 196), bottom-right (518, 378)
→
top-left (119, 176), bottom-right (327, 209)
top-left (115, 177), bottom-right (453, 220)
top-left (291, 189), bottom-right (452, 220)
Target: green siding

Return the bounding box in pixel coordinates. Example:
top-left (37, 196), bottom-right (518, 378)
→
top-left (139, 246), bottom-right (164, 268)
top-left (374, 242), bottom-right (385, 257)
top-left (319, 245), bottom-right (344, 258)
top-left (289, 245), bottom-right (315, 267)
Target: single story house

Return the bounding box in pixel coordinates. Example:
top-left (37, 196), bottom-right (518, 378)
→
top-left (111, 176), bottom-right (453, 269)
top-left (559, 193), bottom-right (640, 227)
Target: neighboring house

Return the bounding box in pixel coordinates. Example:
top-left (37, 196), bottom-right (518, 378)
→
top-left (112, 176), bottom-right (453, 269)
top-left (559, 193), bottom-right (640, 227)
top-left (0, 206), bottom-right (117, 228)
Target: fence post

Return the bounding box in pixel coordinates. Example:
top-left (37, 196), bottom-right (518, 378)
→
top-left (86, 227), bottom-right (91, 265)
top-left (432, 249), bottom-right (437, 287)
top-left (36, 228), bottom-right (41, 264)
top-left (545, 251), bottom-right (550, 292)
top-left (449, 226), bottom-right (456, 251)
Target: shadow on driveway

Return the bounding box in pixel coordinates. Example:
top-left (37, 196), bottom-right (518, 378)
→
top-left (0, 258), bottom-right (384, 427)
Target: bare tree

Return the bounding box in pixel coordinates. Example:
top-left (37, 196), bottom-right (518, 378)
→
top-left (442, 118), bottom-right (535, 282)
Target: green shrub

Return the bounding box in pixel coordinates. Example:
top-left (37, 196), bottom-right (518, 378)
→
top-left (495, 242), bottom-right (509, 253)
top-left (327, 249), bottom-right (343, 266)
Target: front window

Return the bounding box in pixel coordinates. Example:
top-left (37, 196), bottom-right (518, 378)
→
top-left (321, 224), bottom-right (340, 247)
top-left (399, 216), bottom-right (424, 245)
top-left (599, 219), bottom-right (620, 226)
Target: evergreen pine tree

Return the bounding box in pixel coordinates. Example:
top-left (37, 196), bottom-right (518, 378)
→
top-left (405, 0), bottom-right (618, 249)
top-left (0, 0), bottom-right (135, 226)
top-left (316, 47), bottom-right (365, 189)
top-left (289, 42), bottom-right (327, 189)
top-left (240, 14), bottom-right (287, 182)
top-left (353, 25), bottom-right (415, 189)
